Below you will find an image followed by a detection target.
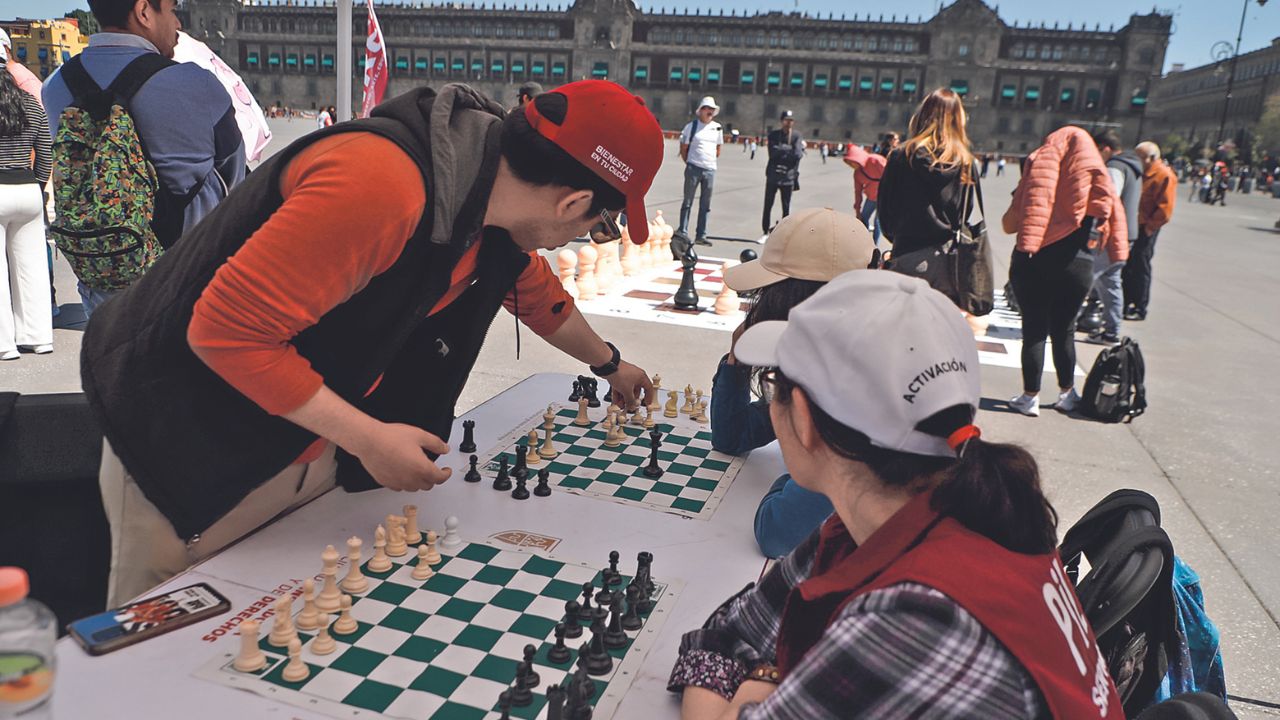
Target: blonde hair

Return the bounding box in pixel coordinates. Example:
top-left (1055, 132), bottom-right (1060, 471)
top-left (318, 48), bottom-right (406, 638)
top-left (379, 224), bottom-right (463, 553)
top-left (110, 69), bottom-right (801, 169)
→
top-left (1134, 141), bottom-right (1161, 161)
top-left (902, 88), bottom-right (975, 184)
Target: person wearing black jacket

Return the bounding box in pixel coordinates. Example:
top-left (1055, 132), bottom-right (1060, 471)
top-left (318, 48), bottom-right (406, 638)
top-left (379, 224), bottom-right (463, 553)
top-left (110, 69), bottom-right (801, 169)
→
top-left (762, 110), bottom-right (806, 234)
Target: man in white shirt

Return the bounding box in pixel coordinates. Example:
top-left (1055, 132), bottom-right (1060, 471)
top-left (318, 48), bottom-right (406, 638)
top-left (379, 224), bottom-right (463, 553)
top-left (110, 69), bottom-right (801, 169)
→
top-left (677, 96), bottom-right (723, 246)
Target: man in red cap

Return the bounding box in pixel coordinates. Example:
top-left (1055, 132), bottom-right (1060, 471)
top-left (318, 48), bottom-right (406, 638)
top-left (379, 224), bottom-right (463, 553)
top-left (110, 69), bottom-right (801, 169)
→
top-left (81, 80), bottom-right (664, 605)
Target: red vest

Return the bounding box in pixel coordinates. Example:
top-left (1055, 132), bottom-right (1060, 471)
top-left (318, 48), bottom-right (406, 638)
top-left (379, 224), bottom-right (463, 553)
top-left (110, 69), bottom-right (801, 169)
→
top-left (775, 492), bottom-right (1122, 719)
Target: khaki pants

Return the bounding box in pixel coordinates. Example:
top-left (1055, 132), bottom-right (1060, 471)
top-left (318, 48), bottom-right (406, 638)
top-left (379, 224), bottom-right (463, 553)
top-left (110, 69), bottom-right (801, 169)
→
top-left (99, 439), bottom-right (338, 608)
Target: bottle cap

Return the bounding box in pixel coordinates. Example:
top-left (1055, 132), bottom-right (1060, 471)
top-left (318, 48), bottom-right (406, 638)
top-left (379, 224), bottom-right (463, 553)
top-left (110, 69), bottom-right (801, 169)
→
top-left (0, 567), bottom-right (30, 606)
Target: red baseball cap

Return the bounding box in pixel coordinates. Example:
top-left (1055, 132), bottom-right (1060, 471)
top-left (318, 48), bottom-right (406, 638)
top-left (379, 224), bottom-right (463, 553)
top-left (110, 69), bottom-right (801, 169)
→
top-left (524, 80), bottom-right (664, 244)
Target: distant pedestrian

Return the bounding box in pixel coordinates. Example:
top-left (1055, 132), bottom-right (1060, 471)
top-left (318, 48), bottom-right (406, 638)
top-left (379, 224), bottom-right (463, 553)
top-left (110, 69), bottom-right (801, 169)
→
top-left (316, 106), bottom-right (333, 128)
top-left (842, 144), bottom-right (886, 244)
top-left (1123, 141), bottom-right (1177, 321)
top-left (676, 96), bottom-right (722, 247)
top-left (1087, 130), bottom-right (1141, 345)
top-left (749, 138), bottom-right (757, 160)
top-left (515, 81), bottom-right (542, 109)
top-left (981, 152), bottom-right (991, 178)
top-left (0, 63), bottom-right (53, 360)
top-left (42, 0), bottom-right (246, 318)
top-left (1002, 126), bottom-right (1125, 418)
top-left (762, 110), bottom-right (805, 234)
top-left (819, 141), bottom-right (827, 164)
top-left (997, 155), bottom-right (1007, 175)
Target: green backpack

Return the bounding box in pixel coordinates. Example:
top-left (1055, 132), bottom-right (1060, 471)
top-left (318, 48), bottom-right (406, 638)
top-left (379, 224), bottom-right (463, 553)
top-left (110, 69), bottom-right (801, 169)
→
top-left (51, 54), bottom-right (180, 291)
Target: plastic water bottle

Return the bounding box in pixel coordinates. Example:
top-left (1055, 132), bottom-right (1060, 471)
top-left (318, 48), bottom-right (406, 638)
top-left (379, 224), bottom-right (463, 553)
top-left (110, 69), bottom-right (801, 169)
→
top-left (0, 568), bottom-right (55, 719)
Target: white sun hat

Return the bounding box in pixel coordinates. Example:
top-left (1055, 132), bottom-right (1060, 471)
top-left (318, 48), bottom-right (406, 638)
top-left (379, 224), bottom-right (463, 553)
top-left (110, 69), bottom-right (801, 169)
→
top-left (734, 270), bottom-right (981, 458)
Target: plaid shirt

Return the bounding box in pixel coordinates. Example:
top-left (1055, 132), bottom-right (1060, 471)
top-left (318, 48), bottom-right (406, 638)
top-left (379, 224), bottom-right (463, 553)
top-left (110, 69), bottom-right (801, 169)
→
top-left (668, 530), bottom-right (1050, 719)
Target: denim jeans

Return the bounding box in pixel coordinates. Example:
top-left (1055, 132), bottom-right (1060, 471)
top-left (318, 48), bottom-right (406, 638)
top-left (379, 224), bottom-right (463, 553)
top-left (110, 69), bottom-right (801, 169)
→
top-left (78, 281), bottom-right (118, 320)
top-left (1091, 254), bottom-right (1125, 335)
top-left (859, 199), bottom-right (882, 243)
top-left (678, 164), bottom-right (715, 240)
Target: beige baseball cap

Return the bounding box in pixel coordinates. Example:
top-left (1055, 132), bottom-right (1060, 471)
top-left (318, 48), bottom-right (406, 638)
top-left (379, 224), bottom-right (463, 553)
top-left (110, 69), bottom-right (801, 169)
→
top-left (723, 207), bottom-right (876, 292)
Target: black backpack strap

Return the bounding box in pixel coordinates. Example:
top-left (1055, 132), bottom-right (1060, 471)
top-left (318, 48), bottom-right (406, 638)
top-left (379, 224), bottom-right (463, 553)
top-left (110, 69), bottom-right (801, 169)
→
top-left (1060, 489), bottom-right (1162, 579)
top-left (1124, 339), bottom-right (1148, 420)
top-left (106, 53), bottom-right (177, 104)
top-left (59, 56), bottom-right (110, 115)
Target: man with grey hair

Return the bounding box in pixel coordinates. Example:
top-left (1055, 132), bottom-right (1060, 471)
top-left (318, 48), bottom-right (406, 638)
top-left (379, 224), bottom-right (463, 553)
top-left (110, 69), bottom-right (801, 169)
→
top-left (677, 96), bottom-right (722, 247)
top-left (1124, 141), bottom-right (1177, 321)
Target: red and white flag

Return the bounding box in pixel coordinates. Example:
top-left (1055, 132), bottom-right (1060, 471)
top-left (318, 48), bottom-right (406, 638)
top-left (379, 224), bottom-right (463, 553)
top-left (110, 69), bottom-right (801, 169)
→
top-left (360, 0), bottom-right (388, 117)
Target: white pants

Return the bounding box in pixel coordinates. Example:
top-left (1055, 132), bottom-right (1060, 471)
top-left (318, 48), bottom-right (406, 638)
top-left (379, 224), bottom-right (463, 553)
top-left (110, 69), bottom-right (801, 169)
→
top-left (0, 183), bottom-right (52, 353)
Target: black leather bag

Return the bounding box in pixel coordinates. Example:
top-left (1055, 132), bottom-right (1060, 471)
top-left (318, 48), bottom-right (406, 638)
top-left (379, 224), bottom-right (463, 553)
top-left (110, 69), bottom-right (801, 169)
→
top-left (887, 171), bottom-right (995, 316)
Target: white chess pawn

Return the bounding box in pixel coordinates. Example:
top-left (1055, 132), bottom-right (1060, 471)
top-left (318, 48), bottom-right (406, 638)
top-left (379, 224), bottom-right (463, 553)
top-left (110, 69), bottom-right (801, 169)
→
top-left (282, 638), bottom-right (309, 682)
top-left (412, 544), bottom-right (436, 581)
top-left (333, 594), bottom-right (358, 635)
top-left (233, 619), bottom-right (268, 673)
top-left (526, 430), bottom-right (542, 466)
top-left (573, 396), bottom-right (591, 426)
top-left (621, 237), bottom-right (639, 276)
top-left (423, 530), bottom-right (442, 565)
top-left (440, 515), bottom-right (462, 550)
top-left (608, 240), bottom-right (625, 283)
top-left (310, 613), bottom-right (336, 655)
top-left (594, 241), bottom-right (614, 293)
top-left (577, 245), bottom-right (598, 300)
top-left (403, 505), bottom-right (422, 545)
top-left (557, 248), bottom-right (579, 300)
top-left (368, 525), bottom-right (392, 572)
top-left (341, 537), bottom-right (368, 595)
top-left (714, 281), bottom-right (740, 316)
top-left (268, 596), bottom-right (296, 648)
top-left (296, 578), bottom-right (320, 631)
top-left (643, 406), bottom-right (656, 429)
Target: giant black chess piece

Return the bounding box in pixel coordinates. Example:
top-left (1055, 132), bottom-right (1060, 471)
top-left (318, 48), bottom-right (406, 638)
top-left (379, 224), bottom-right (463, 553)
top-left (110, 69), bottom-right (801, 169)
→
top-left (673, 246), bottom-right (701, 311)
top-left (459, 419), bottom-right (477, 454)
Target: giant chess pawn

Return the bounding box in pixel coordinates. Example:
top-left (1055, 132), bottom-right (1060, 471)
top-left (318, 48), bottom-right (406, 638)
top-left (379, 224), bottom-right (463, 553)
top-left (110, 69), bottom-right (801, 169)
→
top-left (621, 236), bottom-right (640, 277)
top-left (557, 248), bottom-right (579, 300)
top-left (714, 261), bottom-right (740, 315)
top-left (576, 245), bottom-right (599, 300)
top-left (673, 246), bottom-right (701, 310)
top-left (594, 240), bottom-right (614, 294)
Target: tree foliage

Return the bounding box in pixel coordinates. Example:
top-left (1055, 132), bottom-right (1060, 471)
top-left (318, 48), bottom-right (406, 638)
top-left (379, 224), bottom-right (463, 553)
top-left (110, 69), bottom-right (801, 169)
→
top-left (63, 9), bottom-right (100, 36)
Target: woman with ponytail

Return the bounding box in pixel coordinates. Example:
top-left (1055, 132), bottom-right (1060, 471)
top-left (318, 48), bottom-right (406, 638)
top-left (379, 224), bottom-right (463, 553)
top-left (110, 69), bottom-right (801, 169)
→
top-left (668, 271), bottom-right (1120, 719)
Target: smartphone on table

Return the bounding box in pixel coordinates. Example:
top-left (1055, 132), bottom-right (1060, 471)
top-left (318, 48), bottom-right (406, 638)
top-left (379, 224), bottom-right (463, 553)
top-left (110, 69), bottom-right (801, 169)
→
top-left (68, 583), bottom-right (231, 656)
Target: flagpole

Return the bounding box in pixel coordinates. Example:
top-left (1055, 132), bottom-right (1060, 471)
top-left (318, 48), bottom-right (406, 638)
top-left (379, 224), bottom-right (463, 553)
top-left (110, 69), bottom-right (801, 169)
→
top-left (336, 0), bottom-right (352, 121)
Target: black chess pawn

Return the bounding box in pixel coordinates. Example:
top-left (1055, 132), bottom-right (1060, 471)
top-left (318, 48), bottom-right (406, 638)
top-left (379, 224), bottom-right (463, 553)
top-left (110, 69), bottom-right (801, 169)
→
top-left (578, 583), bottom-right (594, 620)
top-left (497, 689), bottom-right (513, 720)
top-left (568, 379), bottom-right (582, 402)
top-left (511, 471), bottom-right (530, 500)
top-left (562, 601), bottom-right (583, 639)
top-left (509, 661), bottom-right (534, 706)
top-left (534, 468), bottom-right (552, 497)
top-left (594, 588), bottom-right (611, 611)
top-left (522, 644), bottom-right (541, 687)
top-left (548, 622), bottom-right (572, 664)
top-left (493, 455), bottom-right (512, 491)
top-left (605, 550), bottom-right (622, 587)
top-left (621, 583), bottom-right (643, 631)
top-left (583, 616), bottom-right (614, 676)
top-left (464, 454), bottom-right (482, 483)
top-left (579, 376), bottom-right (601, 408)
top-left (603, 591), bottom-right (629, 649)
top-left (459, 419), bottom-right (477, 454)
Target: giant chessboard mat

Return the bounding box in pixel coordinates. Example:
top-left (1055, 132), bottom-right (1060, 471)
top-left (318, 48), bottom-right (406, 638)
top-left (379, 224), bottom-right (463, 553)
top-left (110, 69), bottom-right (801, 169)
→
top-left (573, 257), bottom-right (747, 332)
top-left (975, 289), bottom-right (1083, 375)
top-left (480, 404), bottom-right (744, 520)
top-left (196, 538), bottom-right (679, 720)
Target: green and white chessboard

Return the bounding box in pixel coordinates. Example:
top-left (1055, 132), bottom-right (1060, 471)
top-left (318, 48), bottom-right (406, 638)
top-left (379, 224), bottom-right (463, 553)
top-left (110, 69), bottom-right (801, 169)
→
top-left (481, 404), bottom-right (745, 520)
top-left (196, 538), bottom-right (677, 720)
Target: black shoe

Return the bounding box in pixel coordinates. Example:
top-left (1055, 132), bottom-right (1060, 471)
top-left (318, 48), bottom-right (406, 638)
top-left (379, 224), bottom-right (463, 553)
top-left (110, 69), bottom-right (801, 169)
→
top-left (1123, 310), bottom-right (1145, 321)
top-left (1086, 330), bottom-right (1120, 346)
top-left (693, 237), bottom-right (712, 246)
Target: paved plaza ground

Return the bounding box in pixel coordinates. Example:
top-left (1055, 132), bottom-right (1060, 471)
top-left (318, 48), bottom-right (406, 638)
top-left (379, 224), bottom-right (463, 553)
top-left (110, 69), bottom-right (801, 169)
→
top-left (6, 116), bottom-right (1280, 715)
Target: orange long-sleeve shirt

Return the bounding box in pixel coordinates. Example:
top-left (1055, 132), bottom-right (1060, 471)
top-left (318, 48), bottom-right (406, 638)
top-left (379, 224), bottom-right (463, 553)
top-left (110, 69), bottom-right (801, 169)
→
top-left (188, 131), bottom-right (574, 421)
top-left (1138, 160), bottom-right (1177, 234)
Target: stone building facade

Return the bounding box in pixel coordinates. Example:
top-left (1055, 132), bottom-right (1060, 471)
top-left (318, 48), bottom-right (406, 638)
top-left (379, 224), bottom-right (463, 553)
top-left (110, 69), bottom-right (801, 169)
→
top-left (1145, 37), bottom-right (1280, 149)
top-left (181, 0), bottom-right (1169, 152)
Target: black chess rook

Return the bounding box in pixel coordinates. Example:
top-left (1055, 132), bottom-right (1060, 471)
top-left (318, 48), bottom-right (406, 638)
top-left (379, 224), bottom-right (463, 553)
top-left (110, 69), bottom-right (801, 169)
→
top-left (459, 419), bottom-right (477, 454)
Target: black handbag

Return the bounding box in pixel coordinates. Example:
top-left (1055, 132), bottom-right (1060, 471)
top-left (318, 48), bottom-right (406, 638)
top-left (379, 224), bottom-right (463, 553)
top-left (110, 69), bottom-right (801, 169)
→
top-left (887, 169), bottom-right (995, 316)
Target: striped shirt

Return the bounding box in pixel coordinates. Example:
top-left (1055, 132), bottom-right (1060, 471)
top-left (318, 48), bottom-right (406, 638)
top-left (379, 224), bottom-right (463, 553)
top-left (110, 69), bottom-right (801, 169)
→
top-left (668, 529), bottom-right (1050, 719)
top-left (0, 91), bottom-right (51, 184)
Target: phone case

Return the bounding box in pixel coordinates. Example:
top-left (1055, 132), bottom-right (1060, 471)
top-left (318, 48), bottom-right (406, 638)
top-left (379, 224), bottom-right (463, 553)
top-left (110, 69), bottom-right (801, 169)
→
top-left (69, 583), bottom-right (230, 656)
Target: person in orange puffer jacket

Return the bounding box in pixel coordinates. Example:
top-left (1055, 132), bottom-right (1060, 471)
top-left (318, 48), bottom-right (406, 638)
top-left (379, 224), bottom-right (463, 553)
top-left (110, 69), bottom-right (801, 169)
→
top-left (1001, 126), bottom-right (1127, 418)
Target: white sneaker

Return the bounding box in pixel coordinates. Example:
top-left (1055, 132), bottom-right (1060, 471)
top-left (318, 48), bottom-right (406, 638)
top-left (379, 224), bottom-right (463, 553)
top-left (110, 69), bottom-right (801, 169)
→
top-left (1009, 393), bottom-right (1040, 417)
top-left (0, 349), bottom-right (18, 361)
top-left (20, 344), bottom-right (53, 354)
top-left (1056, 388), bottom-right (1081, 413)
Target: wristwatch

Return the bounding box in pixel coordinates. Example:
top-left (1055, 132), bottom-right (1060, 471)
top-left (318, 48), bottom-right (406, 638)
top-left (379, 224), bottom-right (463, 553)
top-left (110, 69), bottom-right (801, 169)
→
top-left (747, 664), bottom-right (781, 685)
top-left (589, 342), bottom-right (621, 377)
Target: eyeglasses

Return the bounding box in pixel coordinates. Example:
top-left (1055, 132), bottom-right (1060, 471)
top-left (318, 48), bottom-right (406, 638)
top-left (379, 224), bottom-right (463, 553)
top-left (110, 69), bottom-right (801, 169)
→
top-left (588, 209), bottom-right (623, 244)
top-left (759, 368), bottom-right (779, 403)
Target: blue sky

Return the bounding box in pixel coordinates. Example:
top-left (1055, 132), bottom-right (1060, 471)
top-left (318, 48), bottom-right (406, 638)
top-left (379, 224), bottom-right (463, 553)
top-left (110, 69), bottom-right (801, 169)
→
top-left (7, 0), bottom-right (1276, 74)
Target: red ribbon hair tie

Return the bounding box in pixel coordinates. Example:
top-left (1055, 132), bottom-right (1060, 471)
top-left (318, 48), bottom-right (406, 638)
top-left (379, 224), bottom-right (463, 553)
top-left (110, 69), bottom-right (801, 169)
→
top-left (947, 425), bottom-right (982, 452)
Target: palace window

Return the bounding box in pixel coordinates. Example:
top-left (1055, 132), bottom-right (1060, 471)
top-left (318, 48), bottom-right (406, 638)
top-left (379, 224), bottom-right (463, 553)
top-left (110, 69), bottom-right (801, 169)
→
top-left (707, 68), bottom-right (721, 83)
top-left (767, 70), bottom-right (781, 87)
top-left (592, 62), bottom-right (608, 79)
top-left (670, 66), bottom-right (683, 81)
top-left (634, 65), bottom-right (648, 80)
top-left (880, 78), bottom-right (895, 92)
top-left (902, 78), bottom-right (918, 93)
top-left (837, 75), bottom-right (852, 90)
top-left (552, 61), bottom-right (566, 78)
top-left (790, 72), bottom-right (804, 88)
top-left (740, 70), bottom-right (756, 85)
top-left (1024, 85), bottom-right (1040, 103)
top-left (950, 79), bottom-right (969, 96)
top-left (814, 74), bottom-right (828, 88)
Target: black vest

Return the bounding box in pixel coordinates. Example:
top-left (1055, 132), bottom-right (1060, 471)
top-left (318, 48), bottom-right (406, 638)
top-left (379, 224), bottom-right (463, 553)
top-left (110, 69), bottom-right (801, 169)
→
top-left (80, 88), bottom-right (529, 540)
top-left (1107, 152), bottom-right (1143, 242)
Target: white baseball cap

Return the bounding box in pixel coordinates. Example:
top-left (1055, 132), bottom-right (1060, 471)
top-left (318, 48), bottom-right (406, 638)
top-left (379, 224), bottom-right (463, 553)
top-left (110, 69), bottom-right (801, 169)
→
top-left (697, 96), bottom-right (719, 114)
top-left (734, 270), bottom-right (981, 458)
top-left (723, 207), bottom-right (876, 292)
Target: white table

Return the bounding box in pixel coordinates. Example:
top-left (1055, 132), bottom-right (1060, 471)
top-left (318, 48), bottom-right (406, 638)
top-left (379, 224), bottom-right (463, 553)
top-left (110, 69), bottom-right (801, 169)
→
top-left (53, 373), bottom-right (785, 719)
